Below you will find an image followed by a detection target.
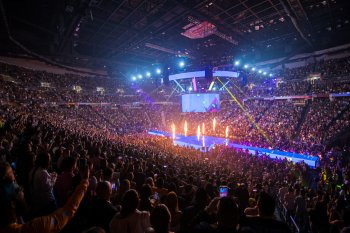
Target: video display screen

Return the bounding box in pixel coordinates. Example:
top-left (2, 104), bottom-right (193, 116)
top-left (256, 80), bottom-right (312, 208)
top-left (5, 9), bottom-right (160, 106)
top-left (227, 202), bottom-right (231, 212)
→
top-left (181, 93), bottom-right (220, 112)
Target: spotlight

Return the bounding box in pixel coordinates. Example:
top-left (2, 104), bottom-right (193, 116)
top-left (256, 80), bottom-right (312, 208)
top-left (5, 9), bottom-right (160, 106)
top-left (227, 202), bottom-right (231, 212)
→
top-left (234, 60), bottom-right (240, 66)
top-left (138, 74), bottom-right (143, 79)
top-left (212, 87), bottom-right (216, 91)
top-left (146, 72), bottom-right (151, 77)
top-left (132, 76), bottom-right (137, 81)
top-left (269, 73), bottom-right (273, 77)
top-left (188, 87), bottom-right (193, 91)
top-left (179, 61), bottom-right (185, 68)
top-left (156, 68), bottom-right (161, 74)
top-left (168, 67), bottom-right (171, 70)
top-left (258, 70), bottom-right (262, 73)
top-left (251, 67), bottom-right (256, 71)
top-left (244, 64), bottom-right (249, 69)
top-left (263, 72), bottom-right (267, 75)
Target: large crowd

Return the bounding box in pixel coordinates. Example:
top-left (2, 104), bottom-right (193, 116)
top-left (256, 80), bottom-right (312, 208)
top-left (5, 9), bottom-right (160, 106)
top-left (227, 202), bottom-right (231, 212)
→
top-left (0, 57), bottom-right (350, 233)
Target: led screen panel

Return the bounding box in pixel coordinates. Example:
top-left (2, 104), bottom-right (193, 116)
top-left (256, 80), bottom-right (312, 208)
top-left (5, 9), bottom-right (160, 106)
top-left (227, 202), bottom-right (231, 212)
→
top-left (181, 93), bottom-right (220, 112)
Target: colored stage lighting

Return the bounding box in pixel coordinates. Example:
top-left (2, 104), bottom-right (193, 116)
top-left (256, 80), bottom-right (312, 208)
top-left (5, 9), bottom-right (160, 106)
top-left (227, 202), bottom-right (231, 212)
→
top-left (146, 72), bottom-right (151, 77)
top-left (208, 81), bottom-right (215, 91)
top-left (234, 60), bottom-right (240, 66)
top-left (244, 64), bottom-right (249, 69)
top-left (138, 74), bottom-right (143, 79)
top-left (156, 68), bottom-right (161, 74)
top-left (132, 76), bottom-right (137, 81)
top-left (179, 61), bottom-right (185, 68)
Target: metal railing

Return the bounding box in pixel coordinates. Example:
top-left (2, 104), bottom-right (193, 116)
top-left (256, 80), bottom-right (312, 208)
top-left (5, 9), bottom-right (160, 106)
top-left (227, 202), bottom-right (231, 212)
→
top-left (277, 198), bottom-right (303, 233)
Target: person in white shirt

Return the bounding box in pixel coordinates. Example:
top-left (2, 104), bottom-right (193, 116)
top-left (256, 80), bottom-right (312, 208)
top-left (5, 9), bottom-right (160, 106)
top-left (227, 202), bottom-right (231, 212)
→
top-left (110, 189), bottom-right (151, 233)
top-left (29, 152), bottom-right (57, 216)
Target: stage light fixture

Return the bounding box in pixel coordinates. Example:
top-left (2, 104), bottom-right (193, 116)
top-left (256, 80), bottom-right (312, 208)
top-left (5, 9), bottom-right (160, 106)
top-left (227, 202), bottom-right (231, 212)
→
top-left (132, 76), bottom-right (137, 81)
top-left (263, 72), bottom-right (267, 75)
top-left (179, 61), bottom-right (185, 68)
top-left (269, 73), bottom-right (273, 77)
top-left (258, 70), bottom-right (262, 73)
top-left (188, 87), bottom-right (193, 91)
top-left (156, 68), bottom-right (161, 74)
top-left (234, 60), bottom-right (240, 66)
top-left (146, 72), bottom-right (151, 77)
top-left (251, 67), bottom-right (256, 71)
top-left (244, 64), bottom-right (249, 69)
top-left (138, 74), bottom-right (143, 79)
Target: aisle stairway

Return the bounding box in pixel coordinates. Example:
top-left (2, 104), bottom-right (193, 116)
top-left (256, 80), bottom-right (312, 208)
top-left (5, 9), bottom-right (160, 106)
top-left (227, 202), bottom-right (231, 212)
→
top-left (144, 110), bottom-right (152, 127)
top-left (293, 100), bottom-right (311, 139)
top-left (116, 106), bottom-right (128, 121)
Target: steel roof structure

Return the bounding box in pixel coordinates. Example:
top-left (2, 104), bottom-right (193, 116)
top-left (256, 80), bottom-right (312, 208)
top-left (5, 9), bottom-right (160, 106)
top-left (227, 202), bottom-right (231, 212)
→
top-left (0, 0), bottom-right (349, 69)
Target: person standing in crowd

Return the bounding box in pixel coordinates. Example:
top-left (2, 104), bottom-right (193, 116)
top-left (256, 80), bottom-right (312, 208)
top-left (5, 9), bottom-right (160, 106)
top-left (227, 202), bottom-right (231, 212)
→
top-left (86, 181), bottom-right (117, 233)
top-left (214, 196), bottom-right (239, 233)
top-left (284, 186), bottom-right (296, 218)
top-left (294, 189), bottom-right (309, 233)
top-left (139, 184), bottom-right (154, 212)
top-left (114, 179), bottom-right (130, 206)
top-left (110, 189), bottom-right (151, 233)
top-left (148, 204), bottom-right (173, 233)
top-left (28, 152), bottom-right (57, 217)
top-left (54, 156), bottom-right (77, 207)
top-left (309, 194), bottom-right (330, 233)
top-left (0, 162), bottom-right (22, 206)
top-left (193, 196), bottom-right (239, 233)
top-left (165, 192), bottom-right (182, 232)
top-left (180, 188), bottom-right (209, 233)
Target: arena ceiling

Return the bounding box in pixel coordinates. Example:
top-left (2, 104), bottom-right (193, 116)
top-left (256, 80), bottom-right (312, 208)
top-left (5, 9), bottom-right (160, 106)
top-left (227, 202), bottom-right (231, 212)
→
top-left (0, 0), bottom-right (350, 69)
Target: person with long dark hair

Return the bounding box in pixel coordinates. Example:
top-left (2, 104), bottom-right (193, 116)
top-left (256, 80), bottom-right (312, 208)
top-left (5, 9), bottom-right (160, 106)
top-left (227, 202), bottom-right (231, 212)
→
top-left (164, 192), bottom-right (182, 232)
top-left (139, 184), bottom-right (153, 212)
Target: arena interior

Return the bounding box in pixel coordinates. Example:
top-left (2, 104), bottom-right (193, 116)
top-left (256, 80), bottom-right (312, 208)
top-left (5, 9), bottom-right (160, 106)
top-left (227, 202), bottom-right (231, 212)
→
top-left (1, 0), bottom-right (350, 233)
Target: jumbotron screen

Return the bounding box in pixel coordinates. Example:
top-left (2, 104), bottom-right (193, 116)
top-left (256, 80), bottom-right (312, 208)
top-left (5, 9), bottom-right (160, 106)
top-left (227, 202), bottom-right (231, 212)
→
top-left (181, 93), bottom-right (220, 112)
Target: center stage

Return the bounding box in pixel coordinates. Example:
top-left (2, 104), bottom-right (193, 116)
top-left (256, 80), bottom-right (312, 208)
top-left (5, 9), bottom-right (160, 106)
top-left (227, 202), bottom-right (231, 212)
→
top-left (148, 130), bottom-right (319, 168)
